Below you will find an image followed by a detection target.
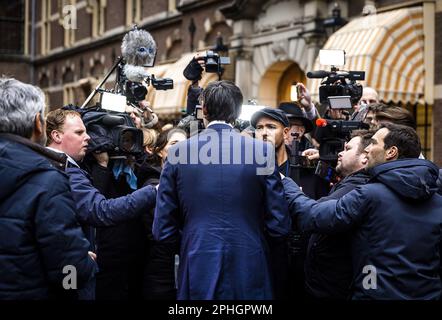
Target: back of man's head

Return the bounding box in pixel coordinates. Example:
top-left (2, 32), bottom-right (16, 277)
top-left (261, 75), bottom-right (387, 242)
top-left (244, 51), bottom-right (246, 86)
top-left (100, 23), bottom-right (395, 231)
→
top-left (381, 122), bottom-right (421, 159)
top-left (0, 77), bottom-right (46, 140)
top-left (200, 80), bottom-right (243, 124)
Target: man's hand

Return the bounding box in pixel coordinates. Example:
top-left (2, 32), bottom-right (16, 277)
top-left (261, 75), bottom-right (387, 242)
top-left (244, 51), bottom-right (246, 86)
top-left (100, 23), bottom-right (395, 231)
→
top-left (302, 148), bottom-right (319, 160)
top-left (88, 251), bottom-right (97, 261)
top-left (183, 52), bottom-right (205, 82)
top-left (93, 152), bottom-right (109, 168)
top-left (297, 83), bottom-right (314, 112)
top-left (194, 52), bottom-right (206, 68)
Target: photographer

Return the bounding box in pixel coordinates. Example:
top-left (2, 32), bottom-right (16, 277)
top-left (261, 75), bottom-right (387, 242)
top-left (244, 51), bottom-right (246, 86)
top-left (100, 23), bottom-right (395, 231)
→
top-left (46, 108), bottom-right (157, 299)
top-left (182, 51), bottom-right (230, 116)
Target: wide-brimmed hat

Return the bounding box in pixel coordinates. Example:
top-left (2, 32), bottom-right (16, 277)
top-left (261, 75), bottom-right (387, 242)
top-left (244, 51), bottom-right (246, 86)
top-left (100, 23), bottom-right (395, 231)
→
top-left (250, 107), bottom-right (290, 128)
top-left (278, 102), bottom-right (313, 133)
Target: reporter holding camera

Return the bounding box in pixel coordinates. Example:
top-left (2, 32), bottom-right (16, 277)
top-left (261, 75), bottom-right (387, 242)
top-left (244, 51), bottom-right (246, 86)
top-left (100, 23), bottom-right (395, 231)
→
top-left (46, 109), bottom-right (156, 229)
top-left (283, 124), bottom-right (442, 300)
top-left (45, 109), bottom-right (157, 299)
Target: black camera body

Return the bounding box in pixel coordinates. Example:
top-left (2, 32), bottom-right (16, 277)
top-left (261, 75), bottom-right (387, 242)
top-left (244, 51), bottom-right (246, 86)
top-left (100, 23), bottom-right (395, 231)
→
top-left (313, 119), bottom-right (368, 183)
top-left (65, 105), bottom-right (144, 157)
top-left (316, 119), bottom-right (369, 161)
top-left (307, 69), bottom-right (364, 106)
top-left (117, 63), bottom-right (173, 105)
top-left (183, 51), bottom-right (230, 82)
top-left (204, 50), bottom-right (230, 74)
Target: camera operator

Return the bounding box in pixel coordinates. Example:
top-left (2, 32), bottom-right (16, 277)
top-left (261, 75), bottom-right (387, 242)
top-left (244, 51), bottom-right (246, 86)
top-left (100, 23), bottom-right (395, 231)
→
top-left (304, 130), bottom-right (374, 300)
top-left (45, 108), bottom-right (157, 299)
top-left (283, 123), bottom-right (442, 300)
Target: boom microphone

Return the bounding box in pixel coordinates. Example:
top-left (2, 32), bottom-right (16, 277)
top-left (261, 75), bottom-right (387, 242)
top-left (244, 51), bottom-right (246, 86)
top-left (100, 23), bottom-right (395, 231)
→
top-left (307, 70), bottom-right (330, 79)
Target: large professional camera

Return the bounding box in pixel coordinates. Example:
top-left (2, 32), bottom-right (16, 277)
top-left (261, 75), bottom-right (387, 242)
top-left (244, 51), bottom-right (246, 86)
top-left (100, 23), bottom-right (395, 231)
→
top-left (63, 105), bottom-right (144, 157)
top-left (315, 118), bottom-right (369, 161)
top-left (307, 49), bottom-right (364, 107)
top-left (78, 27), bottom-right (171, 158)
top-left (306, 50), bottom-right (369, 181)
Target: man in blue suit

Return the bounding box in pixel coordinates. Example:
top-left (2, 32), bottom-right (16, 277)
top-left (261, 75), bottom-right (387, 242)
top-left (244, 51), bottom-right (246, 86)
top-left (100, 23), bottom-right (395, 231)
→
top-left (153, 80), bottom-right (291, 300)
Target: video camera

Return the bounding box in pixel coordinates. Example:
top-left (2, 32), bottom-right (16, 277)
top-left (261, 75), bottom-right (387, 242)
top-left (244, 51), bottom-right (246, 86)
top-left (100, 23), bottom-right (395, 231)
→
top-left (203, 50), bottom-right (230, 75)
top-left (307, 50), bottom-right (364, 107)
top-left (306, 50), bottom-right (369, 181)
top-left (78, 27), bottom-right (171, 158)
top-left (117, 65), bottom-right (173, 106)
top-left (63, 105), bottom-right (144, 158)
top-left (183, 50), bottom-right (230, 82)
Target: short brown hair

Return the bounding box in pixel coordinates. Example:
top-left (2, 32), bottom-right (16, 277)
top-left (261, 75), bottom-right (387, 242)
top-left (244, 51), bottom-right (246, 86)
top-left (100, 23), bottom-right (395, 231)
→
top-left (46, 109), bottom-right (81, 145)
top-left (368, 103), bottom-right (416, 129)
top-left (351, 130), bottom-right (375, 154)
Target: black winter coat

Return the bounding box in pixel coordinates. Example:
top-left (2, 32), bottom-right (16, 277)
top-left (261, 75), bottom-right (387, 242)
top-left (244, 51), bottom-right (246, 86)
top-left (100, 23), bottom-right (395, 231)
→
top-left (137, 159), bottom-right (178, 300)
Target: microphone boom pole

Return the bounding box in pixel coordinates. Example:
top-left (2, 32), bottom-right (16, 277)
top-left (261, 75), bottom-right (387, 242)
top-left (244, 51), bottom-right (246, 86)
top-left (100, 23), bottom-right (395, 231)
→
top-left (81, 56), bottom-right (124, 109)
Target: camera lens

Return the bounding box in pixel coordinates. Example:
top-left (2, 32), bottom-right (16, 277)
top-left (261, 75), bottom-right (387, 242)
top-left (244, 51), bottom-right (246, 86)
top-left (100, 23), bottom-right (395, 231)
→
top-left (120, 130), bottom-right (135, 152)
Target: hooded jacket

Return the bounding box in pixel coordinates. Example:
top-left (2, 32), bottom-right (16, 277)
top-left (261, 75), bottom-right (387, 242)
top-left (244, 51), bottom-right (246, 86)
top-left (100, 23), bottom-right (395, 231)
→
top-left (283, 159), bottom-right (442, 300)
top-left (0, 135), bottom-right (96, 299)
top-left (305, 170), bottom-right (371, 299)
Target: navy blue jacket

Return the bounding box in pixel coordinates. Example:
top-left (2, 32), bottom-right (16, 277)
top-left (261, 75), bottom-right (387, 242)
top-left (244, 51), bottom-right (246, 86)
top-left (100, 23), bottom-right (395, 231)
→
top-left (306, 170), bottom-right (370, 299)
top-left (66, 166), bottom-right (156, 227)
top-left (154, 123), bottom-right (291, 300)
top-left (437, 169), bottom-right (442, 195)
top-left (0, 136), bottom-right (96, 299)
top-left (65, 165), bottom-right (156, 254)
top-left (283, 159), bottom-right (442, 300)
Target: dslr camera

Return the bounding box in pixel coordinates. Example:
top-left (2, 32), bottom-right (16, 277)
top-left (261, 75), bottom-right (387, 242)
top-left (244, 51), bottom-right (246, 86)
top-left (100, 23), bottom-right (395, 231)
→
top-left (203, 50), bottom-right (230, 74)
top-left (307, 49), bottom-right (364, 107)
top-left (183, 50), bottom-right (230, 82)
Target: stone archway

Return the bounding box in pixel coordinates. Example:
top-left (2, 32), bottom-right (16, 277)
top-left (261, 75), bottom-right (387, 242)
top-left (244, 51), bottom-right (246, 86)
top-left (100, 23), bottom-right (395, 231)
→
top-left (258, 60), bottom-right (306, 107)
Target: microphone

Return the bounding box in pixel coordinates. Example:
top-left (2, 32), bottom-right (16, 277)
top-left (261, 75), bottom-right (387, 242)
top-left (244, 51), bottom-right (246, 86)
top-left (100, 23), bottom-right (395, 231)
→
top-left (307, 70), bottom-right (329, 79)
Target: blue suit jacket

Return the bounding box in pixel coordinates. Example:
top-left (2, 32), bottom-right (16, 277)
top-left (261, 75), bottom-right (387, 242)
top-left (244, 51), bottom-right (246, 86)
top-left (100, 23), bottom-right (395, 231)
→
top-left (153, 123), bottom-right (291, 300)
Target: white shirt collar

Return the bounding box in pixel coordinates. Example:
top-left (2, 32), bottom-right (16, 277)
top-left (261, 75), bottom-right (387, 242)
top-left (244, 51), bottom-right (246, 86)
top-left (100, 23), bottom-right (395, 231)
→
top-left (46, 147), bottom-right (80, 168)
top-left (207, 120), bottom-right (233, 128)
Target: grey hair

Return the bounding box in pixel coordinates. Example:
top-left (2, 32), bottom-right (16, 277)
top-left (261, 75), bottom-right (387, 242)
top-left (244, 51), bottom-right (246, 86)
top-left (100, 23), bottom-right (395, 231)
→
top-left (0, 77), bottom-right (46, 138)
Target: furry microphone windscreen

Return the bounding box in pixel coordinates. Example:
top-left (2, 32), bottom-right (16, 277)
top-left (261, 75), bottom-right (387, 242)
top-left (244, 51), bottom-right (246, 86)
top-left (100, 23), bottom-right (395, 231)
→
top-left (121, 28), bottom-right (157, 82)
top-left (121, 28), bottom-right (157, 67)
